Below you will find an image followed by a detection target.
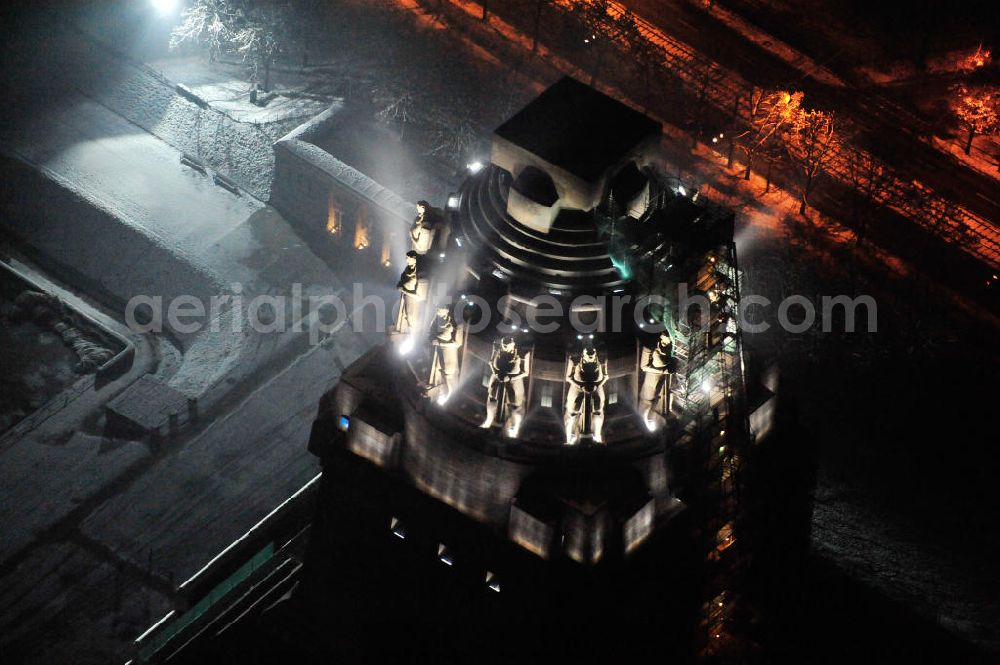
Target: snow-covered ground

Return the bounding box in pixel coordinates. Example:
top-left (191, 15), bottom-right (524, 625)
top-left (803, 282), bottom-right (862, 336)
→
top-left (150, 56), bottom-right (333, 137)
top-left (80, 322), bottom-right (369, 586)
top-left (1, 21), bottom-right (277, 200)
top-left (2, 94), bottom-right (261, 292)
top-left (0, 14), bottom-right (391, 665)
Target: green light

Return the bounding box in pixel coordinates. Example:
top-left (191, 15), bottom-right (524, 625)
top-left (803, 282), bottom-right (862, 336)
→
top-left (610, 254), bottom-right (631, 280)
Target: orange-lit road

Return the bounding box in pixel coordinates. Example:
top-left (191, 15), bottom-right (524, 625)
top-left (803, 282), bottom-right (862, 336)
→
top-left (619, 0), bottom-right (1000, 266)
top-left (404, 0), bottom-right (1000, 269)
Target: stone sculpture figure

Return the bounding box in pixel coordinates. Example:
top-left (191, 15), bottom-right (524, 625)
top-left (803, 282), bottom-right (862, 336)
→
top-left (395, 251), bottom-right (424, 336)
top-left (564, 344), bottom-right (608, 445)
top-left (639, 331), bottom-right (675, 428)
top-left (428, 306), bottom-right (462, 404)
top-left (480, 336), bottom-right (529, 437)
top-left (409, 200), bottom-right (436, 255)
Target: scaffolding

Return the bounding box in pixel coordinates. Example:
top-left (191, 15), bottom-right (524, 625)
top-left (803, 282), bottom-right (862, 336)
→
top-left (666, 238), bottom-right (752, 659)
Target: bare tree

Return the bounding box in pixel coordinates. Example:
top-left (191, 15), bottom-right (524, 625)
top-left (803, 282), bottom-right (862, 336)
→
top-left (957, 43), bottom-right (992, 74)
top-left (726, 90), bottom-right (740, 168)
top-left (569, 0), bottom-right (621, 86)
top-left (844, 145), bottom-right (894, 245)
top-left (785, 109), bottom-right (839, 215)
top-left (735, 88), bottom-right (803, 181)
top-left (951, 84), bottom-right (998, 155)
top-left (907, 183), bottom-right (979, 252)
top-left (373, 85), bottom-right (418, 139)
top-left (169, 0), bottom-right (238, 62)
top-left (426, 112), bottom-right (479, 169)
top-left (231, 9), bottom-right (286, 91)
top-left (170, 0), bottom-right (291, 90)
top-left (686, 60), bottom-right (726, 148)
top-left (618, 9), bottom-right (665, 113)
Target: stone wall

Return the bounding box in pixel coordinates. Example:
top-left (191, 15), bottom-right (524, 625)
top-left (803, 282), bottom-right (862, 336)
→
top-left (270, 104), bottom-right (414, 253)
top-left (63, 27), bottom-right (275, 200)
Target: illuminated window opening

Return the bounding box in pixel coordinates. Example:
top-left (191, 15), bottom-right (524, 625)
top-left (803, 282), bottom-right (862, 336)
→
top-left (380, 230), bottom-right (394, 267)
top-left (354, 207), bottom-right (370, 250)
top-left (326, 192), bottom-right (342, 235)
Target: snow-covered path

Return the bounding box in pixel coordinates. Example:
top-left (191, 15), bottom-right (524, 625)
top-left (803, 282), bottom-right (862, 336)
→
top-left (2, 93), bottom-right (262, 283)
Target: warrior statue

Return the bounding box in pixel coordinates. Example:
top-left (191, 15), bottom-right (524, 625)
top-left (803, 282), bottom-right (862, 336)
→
top-left (395, 251), bottom-right (424, 336)
top-left (480, 336), bottom-right (529, 437)
top-left (638, 331), bottom-right (675, 428)
top-left (564, 344), bottom-right (608, 445)
top-left (428, 306), bottom-right (462, 404)
top-left (409, 200), bottom-right (436, 255)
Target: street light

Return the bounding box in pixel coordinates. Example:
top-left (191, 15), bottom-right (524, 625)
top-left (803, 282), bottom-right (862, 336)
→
top-left (151, 0), bottom-right (178, 15)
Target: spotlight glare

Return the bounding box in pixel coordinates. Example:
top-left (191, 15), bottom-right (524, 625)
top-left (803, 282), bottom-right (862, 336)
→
top-left (151, 0), bottom-right (177, 14)
top-left (467, 160), bottom-right (484, 173)
top-left (399, 337), bottom-right (415, 356)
